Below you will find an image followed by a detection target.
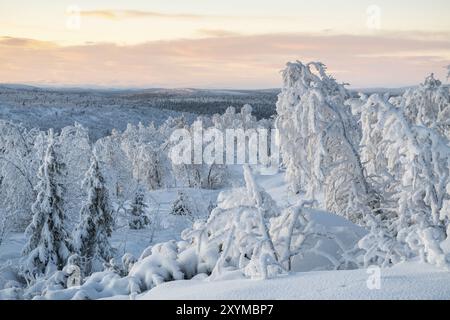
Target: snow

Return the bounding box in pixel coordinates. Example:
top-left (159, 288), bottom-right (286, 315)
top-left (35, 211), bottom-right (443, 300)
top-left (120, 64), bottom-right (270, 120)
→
top-left (1, 60), bottom-right (449, 300)
top-left (1, 171), bottom-right (449, 300)
top-left (138, 262), bottom-right (450, 300)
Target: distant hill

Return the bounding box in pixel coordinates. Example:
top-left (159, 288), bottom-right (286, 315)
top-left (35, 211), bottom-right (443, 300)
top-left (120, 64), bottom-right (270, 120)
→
top-left (0, 86), bottom-right (279, 140)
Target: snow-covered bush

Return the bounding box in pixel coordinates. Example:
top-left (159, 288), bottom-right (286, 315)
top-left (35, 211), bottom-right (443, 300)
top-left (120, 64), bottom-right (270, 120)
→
top-left (182, 165), bottom-right (283, 280)
top-left (128, 241), bottom-right (187, 290)
top-left (357, 213), bottom-right (406, 268)
top-left (270, 200), bottom-right (363, 271)
top-left (33, 269), bottom-right (141, 300)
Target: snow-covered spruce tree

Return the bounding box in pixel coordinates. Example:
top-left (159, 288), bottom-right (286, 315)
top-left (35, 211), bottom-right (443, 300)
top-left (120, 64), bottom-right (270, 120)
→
top-left (359, 94), bottom-right (450, 267)
top-left (129, 187), bottom-right (150, 230)
top-left (21, 130), bottom-right (71, 282)
top-left (170, 191), bottom-right (194, 217)
top-left (398, 73), bottom-right (450, 139)
top-left (275, 61), bottom-right (376, 223)
top-left (73, 155), bottom-right (114, 276)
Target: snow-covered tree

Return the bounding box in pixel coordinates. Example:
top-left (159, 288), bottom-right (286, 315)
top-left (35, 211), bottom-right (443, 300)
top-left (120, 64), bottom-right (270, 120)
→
top-left (94, 131), bottom-right (135, 204)
top-left (57, 123), bottom-right (92, 227)
top-left (398, 73), bottom-right (450, 139)
top-left (0, 121), bottom-right (40, 230)
top-left (211, 105), bottom-right (259, 131)
top-left (275, 61), bottom-right (376, 223)
top-left (121, 122), bottom-right (172, 190)
top-left (170, 191), bottom-right (195, 217)
top-left (182, 165), bottom-right (283, 280)
top-left (129, 187), bottom-right (150, 230)
top-left (64, 254), bottom-right (82, 288)
top-left (0, 210), bottom-right (14, 248)
top-left (359, 94), bottom-right (450, 267)
top-left (21, 130), bottom-right (71, 282)
top-left (170, 119), bottom-right (229, 189)
top-left (73, 155), bottom-right (114, 275)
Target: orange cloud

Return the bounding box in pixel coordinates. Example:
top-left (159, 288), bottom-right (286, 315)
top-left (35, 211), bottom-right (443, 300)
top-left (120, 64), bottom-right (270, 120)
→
top-left (0, 32), bottom-right (449, 88)
top-left (197, 29), bottom-right (241, 38)
top-left (81, 10), bottom-right (209, 20)
top-left (0, 36), bottom-right (56, 49)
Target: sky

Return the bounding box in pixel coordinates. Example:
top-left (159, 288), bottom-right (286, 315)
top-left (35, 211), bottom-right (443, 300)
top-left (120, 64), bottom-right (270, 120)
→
top-left (0, 0), bottom-right (449, 88)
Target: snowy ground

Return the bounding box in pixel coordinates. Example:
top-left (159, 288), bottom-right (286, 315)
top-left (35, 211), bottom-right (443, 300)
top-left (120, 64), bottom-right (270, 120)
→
top-left (0, 187), bottom-right (220, 267)
top-left (1, 171), bottom-right (449, 300)
top-left (137, 261), bottom-right (450, 300)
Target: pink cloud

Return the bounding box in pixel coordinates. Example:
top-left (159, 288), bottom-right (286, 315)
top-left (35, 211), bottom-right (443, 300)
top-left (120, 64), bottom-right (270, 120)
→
top-left (0, 32), bottom-right (449, 88)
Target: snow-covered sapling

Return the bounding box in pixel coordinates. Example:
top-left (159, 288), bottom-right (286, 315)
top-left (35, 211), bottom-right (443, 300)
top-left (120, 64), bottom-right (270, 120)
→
top-left (73, 155), bottom-right (115, 276)
top-left (170, 191), bottom-right (194, 217)
top-left (129, 187), bottom-right (150, 230)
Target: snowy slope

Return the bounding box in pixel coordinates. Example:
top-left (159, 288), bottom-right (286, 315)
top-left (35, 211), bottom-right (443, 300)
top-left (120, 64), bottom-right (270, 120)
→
top-left (1, 171), bottom-right (449, 300)
top-left (138, 262), bottom-right (450, 300)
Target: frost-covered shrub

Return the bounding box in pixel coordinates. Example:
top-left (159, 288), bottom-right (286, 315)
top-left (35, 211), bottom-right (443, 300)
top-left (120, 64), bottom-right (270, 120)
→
top-left (105, 253), bottom-right (137, 277)
top-left (357, 213), bottom-right (406, 268)
top-left (34, 270), bottom-right (141, 300)
top-left (64, 254), bottom-right (82, 288)
top-left (270, 200), bottom-right (364, 271)
top-left (128, 241), bottom-right (186, 291)
top-left (182, 166), bottom-right (283, 280)
top-left (0, 262), bottom-right (24, 296)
